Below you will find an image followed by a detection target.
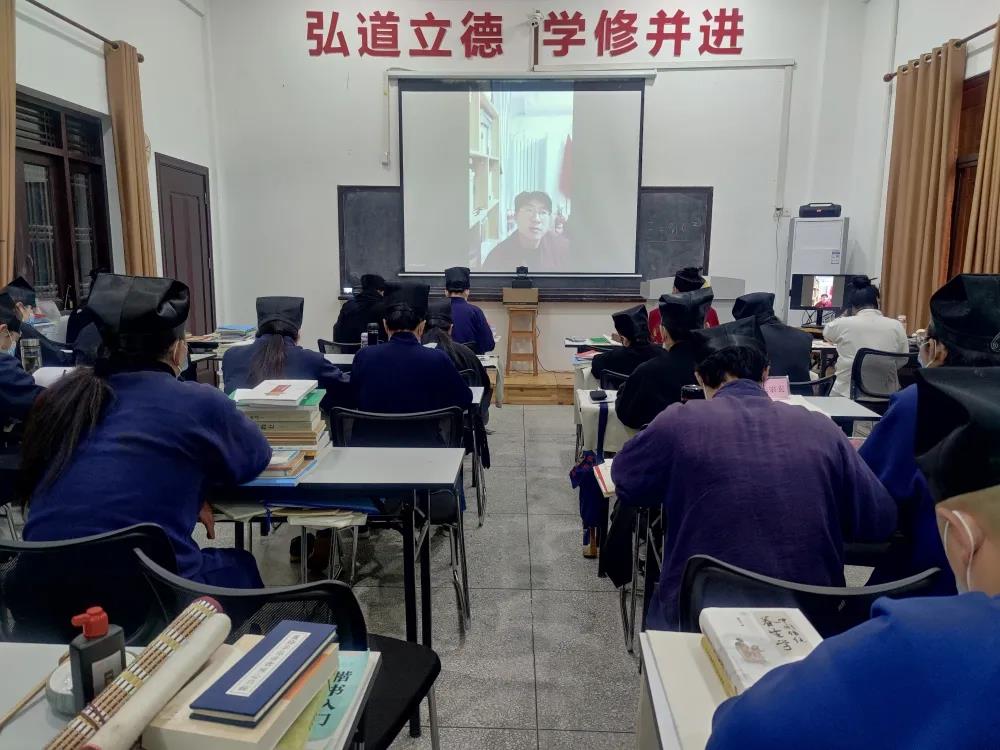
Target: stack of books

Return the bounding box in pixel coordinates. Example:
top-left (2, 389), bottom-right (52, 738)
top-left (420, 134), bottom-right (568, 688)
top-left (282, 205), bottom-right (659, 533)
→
top-left (234, 381), bottom-right (331, 484)
top-left (214, 324), bottom-right (257, 355)
top-left (144, 620), bottom-right (379, 750)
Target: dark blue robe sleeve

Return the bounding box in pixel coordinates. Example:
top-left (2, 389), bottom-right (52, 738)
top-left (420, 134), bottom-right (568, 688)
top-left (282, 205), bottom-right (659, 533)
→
top-left (436, 350), bottom-right (473, 410)
top-left (859, 387), bottom-right (921, 501)
top-left (311, 352), bottom-right (353, 410)
top-left (197, 391), bottom-right (272, 486)
top-left (835, 432), bottom-right (898, 543)
top-left (0, 355), bottom-right (44, 422)
top-left (610, 410), bottom-right (675, 508)
top-left (474, 307), bottom-right (495, 354)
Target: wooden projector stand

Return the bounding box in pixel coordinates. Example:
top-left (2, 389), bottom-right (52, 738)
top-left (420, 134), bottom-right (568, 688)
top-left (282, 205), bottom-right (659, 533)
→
top-left (503, 287), bottom-right (539, 376)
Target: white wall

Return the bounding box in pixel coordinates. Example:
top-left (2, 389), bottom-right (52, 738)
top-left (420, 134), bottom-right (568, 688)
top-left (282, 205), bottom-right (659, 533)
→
top-left (15, 0), bottom-right (218, 277)
top-left (208, 0), bottom-right (885, 368)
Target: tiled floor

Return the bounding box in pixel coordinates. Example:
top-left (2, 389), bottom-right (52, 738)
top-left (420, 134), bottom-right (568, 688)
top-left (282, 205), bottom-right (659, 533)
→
top-left (240, 404), bottom-right (640, 750)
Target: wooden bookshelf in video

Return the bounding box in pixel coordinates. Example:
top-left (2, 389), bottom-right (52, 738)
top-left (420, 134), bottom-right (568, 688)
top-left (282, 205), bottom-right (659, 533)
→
top-left (469, 90), bottom-right (502, 265)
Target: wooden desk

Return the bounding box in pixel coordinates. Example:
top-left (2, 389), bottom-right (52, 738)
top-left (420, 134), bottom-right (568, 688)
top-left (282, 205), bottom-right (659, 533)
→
top-left (638, 631), bottom-right (727, 750)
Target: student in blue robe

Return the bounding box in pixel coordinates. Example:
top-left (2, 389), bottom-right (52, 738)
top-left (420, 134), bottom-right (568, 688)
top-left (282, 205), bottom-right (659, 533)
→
top-left (445, 267), bottom-right (495, 354)
top-left (20, 273), bottom-right (271, 588)
top-left (860, 274), bottom-right (1000, 594)
top-left (614, 289), bottom-right (712, 429)
top-left (223, 296), bottom-right (351, 410)
top-left (0, 292), bottom-right (43, 450)
top-left (590, 304), bottom-right (667, 384)
top-left (708, 367), bottom-right (1000, 749)
top-left (352, 282), bottom-right (472, 418)
top-left (3, 276), bottom-right (73, 367)
top-left (611, 326), bottom-right (896, 629)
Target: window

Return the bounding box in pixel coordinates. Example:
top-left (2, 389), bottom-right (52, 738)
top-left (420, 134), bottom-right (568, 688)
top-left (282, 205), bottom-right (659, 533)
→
top-left (14, 95), bottom-right (112, 309)
top-left (948, 72), bottom-right (989, 277)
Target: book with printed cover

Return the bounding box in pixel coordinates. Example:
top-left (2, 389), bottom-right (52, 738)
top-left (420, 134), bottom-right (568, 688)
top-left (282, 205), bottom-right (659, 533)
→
top-left (699, 607), bottom-right (822, 697)
top-left (235, 380), bottom-right (318, 407)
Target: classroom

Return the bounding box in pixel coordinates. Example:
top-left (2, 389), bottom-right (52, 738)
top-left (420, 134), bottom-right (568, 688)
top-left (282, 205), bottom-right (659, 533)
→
top-left (1, 0), bottom-right (1000, 748)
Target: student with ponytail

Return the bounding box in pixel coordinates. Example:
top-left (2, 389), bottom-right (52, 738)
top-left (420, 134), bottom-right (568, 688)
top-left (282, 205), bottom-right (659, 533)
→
top-left (21, 274), bottom-right (271, 588)
top-left (822, 275), bottom-right (907, 398)
top-left (222, 296), bottom-right (351, 410)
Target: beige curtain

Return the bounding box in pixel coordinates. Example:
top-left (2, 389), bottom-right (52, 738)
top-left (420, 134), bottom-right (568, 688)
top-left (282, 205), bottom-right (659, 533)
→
top-left (881, 40), bottom-right (966, 327)
top-left (105, 41), bottom-right (157, 276)
top-left (964, 20), bottom-right (1000, 274)
top-left (0, 0), bottom-right (15, 284)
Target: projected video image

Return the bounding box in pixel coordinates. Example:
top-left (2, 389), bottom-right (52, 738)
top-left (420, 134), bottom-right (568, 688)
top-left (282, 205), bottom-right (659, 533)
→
top-left (401, 79), bottom-right (642, 275)
top-left (811, 276), bottom-right (834, 308)
top-left (471, 90), bottom-right (572, 272)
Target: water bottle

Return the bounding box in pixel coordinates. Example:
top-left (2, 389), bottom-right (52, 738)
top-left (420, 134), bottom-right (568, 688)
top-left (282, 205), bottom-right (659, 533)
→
top-left (366, 323), bottom-right (379, 348)
top-left (20, 338), bottom-right (42, 374)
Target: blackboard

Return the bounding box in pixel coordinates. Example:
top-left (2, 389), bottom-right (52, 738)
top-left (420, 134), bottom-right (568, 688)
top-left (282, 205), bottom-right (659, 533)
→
top-left (636, 187), bottom-right (713, 280)
top-left (338, 185), bottom-right (713, 299)
top-left (338, 186), bottom-right (404, 289)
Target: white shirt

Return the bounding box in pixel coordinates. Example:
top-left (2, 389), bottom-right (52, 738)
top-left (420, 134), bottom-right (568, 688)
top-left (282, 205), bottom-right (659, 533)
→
top-left (823, 309), bottom-right (908, 398)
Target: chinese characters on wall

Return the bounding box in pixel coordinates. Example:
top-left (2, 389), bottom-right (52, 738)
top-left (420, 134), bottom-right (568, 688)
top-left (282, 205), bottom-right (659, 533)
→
top-left (306, 7), bottom-right (744, 58)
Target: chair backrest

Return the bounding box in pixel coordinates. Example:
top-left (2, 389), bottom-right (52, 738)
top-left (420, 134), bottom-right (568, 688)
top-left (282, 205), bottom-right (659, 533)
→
top-left (319, 338), bottom-right (361, 354)
top-left (457, 368), bottom-right (477, 387)
top-left (0, 523), bottom-right (176, 645)
top-left (850, 348), bottom-right (910, 401)
top-left (135, 550), bottom-right (369, 650)
top-left (600, 370), bottom-right (629, 391)
top-left (317, 338), bottom-right (337, 354)
top-left (790, 373), bottom-right (836, 397)
top-left (679, 555), bottom-right (941, 638)
top-left (330, 406), bottom-right (465, 449)
top-left (458, 341), bottom-right (480, 354)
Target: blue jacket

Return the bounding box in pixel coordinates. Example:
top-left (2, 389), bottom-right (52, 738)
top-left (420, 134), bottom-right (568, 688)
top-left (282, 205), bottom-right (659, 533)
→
top-left (860, 384), bottom-right (955, 593)
top-left (24, 365), bottom-right (271, 584)
top-left (450, 297), bottom-right (495, 354)
top-left (353, 332), bottom-right (471, 414)
top-left (222, 335), bottom-right (352, 410)
top-left (612, 379), bottom-right (897, 629)
top-left (708, 594), bottom-right (1000, 749)
top-left (0, 353), bottom-right (43, 440)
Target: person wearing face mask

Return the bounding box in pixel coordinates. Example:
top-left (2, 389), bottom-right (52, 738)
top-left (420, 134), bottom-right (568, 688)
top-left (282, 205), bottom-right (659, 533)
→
top-left (860, 274), bottom-right (1000, 593)
top-left (0, 292), bottom-right (43, 451)
top-left (19, 274), bottom-right (271, 588)
top-left (706, 366), bottom-right (1000, 749)
top-left (3, 276), bottom-right (73, 367)
top-left (611, 323), bottom-right (896, 629)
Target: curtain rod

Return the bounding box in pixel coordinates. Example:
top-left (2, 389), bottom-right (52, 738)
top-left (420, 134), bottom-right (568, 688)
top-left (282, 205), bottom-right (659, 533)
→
top-left (883, 20), bottom-right (995, 81)
top-left (24, 0), bottom-right (145, 62)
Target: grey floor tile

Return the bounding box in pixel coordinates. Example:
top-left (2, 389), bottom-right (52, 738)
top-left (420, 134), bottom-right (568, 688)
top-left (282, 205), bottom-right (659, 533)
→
top-left (523, 405), bottom-right (577, 439)
top-left (538, 730), bottom-right (635, 749)
top-left (483, 466), bottom-right (528, 514)
top-left (359, 587), bottom-right (538, 730)
top-left (392, 727), bottom-right (538, 749)
top-left (527, 473), bottom-right (578, 515)
top-left (486, 405), bottom-right (525, 435)
top-left (525, 439), bottom-right (577, 471)
top-left (490, 434), bottom-right (527, 468)
top-left (529, 515), bottom-right (615, 592)
top-left (459, 513), bottom-right (531, 589)
top-left (533, 590), bottom-right (639, 733)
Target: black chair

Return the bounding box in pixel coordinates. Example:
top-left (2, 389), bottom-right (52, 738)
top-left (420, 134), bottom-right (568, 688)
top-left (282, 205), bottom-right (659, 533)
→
top-left (678, 555), bottom-right (941, 638)
top-left (135, 550), bottom-right (441, 750)
top-left (600, 370), bottom-right (629, 391)
top-left (0, 523), bottom-right (176, 645)
top-left (318, 338), bottom-right (361, 354)
top-left (789, 373), bottom-right (837, 397)
top-left (458, 340), bottom-right (480, 354)
top-left (330, 407), bottom-right (471, 624)
top-left (849, 348), bottom-right (911, 414)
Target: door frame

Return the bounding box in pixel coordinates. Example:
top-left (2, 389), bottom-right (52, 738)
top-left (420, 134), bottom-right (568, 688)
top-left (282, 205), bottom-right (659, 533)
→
top-left (154, 153), bottom-right (217, 333)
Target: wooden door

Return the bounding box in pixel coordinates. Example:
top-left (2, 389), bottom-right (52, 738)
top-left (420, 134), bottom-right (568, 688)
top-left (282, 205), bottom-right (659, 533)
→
top-left (155, 154), bottom-right (216, 336)
top-left (14, 150), bottom-right (72, 303)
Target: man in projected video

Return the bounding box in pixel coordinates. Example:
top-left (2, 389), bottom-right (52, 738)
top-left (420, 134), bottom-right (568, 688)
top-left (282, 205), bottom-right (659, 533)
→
top-left (482, 191), bottom-right (570, 273)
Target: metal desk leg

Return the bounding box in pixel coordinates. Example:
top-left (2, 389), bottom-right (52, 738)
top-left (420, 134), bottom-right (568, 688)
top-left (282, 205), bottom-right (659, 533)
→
top-left (420, 490), bottom-right (433, 650)
top-left (234, 522), bottom-right (245, 551)
top-left (402, 495), bottom-right (420, 736)
top-left (627, 507), bottom-right (644, 655)
top-left (495, 364), bottom-right (505, 407)
top-left (299, 527), bottom-right (308, 584)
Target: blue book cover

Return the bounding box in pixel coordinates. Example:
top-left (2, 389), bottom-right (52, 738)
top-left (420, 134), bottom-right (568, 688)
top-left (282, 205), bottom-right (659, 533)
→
top-left (189, 620), bottom-right (337, 726)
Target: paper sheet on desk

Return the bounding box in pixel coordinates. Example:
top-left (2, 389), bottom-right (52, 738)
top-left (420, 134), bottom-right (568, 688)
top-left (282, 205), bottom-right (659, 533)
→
top-left (776, 395), bottom-right (827, 414)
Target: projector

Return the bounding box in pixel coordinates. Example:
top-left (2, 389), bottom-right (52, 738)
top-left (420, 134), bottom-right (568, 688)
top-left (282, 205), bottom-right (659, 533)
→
top-left (512, 266), bottom-right (533, 288)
